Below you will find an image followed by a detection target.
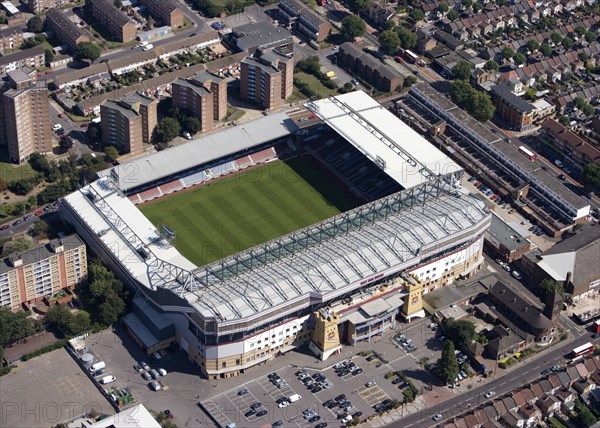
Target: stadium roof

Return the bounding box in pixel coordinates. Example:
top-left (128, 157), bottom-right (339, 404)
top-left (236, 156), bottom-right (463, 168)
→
top-left (307, 91), bottom-right (462, 189)
top-left (100, 112), bottom-right (298, 191)
top-left (63, 175), bottom-right (490, 327)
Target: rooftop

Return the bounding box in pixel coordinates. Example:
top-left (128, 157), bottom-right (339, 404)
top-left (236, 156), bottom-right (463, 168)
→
top-left (87, 404), bottom-right (160, 428)
top-left (0, 45), bottom-right (45, 66)
top-left (491, 82), bottom-right (534, 114)
top-left (489, 280), bottom-right (551, 330)
top-left (422, 280), bottom-right (488, 311)
top-left (233, 21), bottom-right (292, 52)
top-left (99, 111), bottom-right (298, 190)
top-left (0, 235), bottom-right (84, 274)
top-left (487, 212), bottom-right (530, 252)
top-left (307, 91), bottom-right (461, 189)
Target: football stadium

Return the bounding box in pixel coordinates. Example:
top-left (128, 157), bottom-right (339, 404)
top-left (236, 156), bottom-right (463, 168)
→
top-left (60, 91), bottom-right (491, 379)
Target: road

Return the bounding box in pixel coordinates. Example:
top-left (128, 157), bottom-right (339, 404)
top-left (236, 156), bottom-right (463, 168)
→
top-left (400, 332), bottom-right (599, 428)
top-left (48, 100), bottom-right (94, 157)
top-left (0, 209), bottom-right (59, 239)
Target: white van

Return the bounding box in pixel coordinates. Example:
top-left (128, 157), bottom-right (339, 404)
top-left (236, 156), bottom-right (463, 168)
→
top-left (89, 361), bottom-right (106, 373)
top-left (100, 375), bottom-right (115, 384)
top-left (142, 43), bottom-right (154, 51)
top-left (288, 394), bottom-right (302, 403)
top-left (52, 124), bottom-right (62, 131)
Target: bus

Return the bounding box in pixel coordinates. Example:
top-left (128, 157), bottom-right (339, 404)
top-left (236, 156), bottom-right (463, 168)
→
top-left (571, 342), bottom-right (594, 359)
top-left (403, 50), bottom-right (418, 64)
top-left (518, 145), bottom-right (537, 162)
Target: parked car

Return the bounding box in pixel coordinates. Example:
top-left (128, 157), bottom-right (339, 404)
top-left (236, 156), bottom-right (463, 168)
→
top-left (256, 410), bottom-right (268, 417)
top-left (484, 390), bottom-right (496, 398)
top-left (238, 388), bottom-right (249, 396)
top-left (142, 371), bottom-right (152, 380)
top-left (140, 361), bottom-right (150, 370)
top-left (149, 381), bottom-right (161, 391)
top-left (433, 414), bottom-right (443, 421)
top-left (512, 271), bottom-right (522, 280)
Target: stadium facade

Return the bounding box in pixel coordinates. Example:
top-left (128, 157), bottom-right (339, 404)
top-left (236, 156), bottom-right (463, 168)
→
top-left (60, 92), bottom-right (491, 379)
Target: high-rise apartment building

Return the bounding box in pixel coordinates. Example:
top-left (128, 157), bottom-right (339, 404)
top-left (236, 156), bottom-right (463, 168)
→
top-left (172, 71), bottom-right (228, 132)
top-left (1, 70), bottom-right (52, 164)
top-left (100, 92), bottom-right (157, 156)
top-left (0, 234), bottom-right (87, 311)
top-left (240, 49), bottom-right (294, 111)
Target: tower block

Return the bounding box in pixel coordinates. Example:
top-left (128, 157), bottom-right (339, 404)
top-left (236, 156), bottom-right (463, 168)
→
top-left (309, 308), bottom-right (342, 361)
top-left (401, 277), bottom-right (426, 322)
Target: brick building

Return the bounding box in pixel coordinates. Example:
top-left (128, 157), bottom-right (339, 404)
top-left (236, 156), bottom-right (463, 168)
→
top-left (337, 42), bottom-right (403, 92)
top-left (278, 0), bottom-right (331, 42)
top-left (138, 0), bottom-right (184, 28)
top-left (491, 82), bottom-right (535, 131)
top-left (240, 48), bottom-right (293, 111)
top-left (1, 70), bottom-right (52, 164)
top-left (0, 45), bottom-right (45, 74)
top-left (0, 27), bottom-right (23, 52)
top-left (0, 235), bottom-right (87, 311)
top-left (100, 92), bottom-right (157, 156)
top-left (27, 0), bottom-right (72, 14)
top-left (90, 0), bottom-right (137, 43)
top-left (46, 8), bottom-right (90, 51)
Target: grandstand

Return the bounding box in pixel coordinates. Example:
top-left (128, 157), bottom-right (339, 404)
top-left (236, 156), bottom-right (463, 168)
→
top-left (61, 91), bottom-right (490, 380)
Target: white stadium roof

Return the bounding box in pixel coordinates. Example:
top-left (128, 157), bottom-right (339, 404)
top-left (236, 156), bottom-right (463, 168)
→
top-left (307, 91), bottom-right (461, 189)
top-left (100, 112), bottom-right (298, 191)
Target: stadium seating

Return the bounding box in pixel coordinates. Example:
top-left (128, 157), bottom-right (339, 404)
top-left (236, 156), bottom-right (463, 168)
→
top-left (128, 194), bottom-right (142, 204)
top-left (234, 155), bottom-right (253, 170)
top-left (159, 179), bottom-right (184, 195)
top-left (305, 137), bottom-right (402, 201)
top-left (137, 187), bottom-right (163, 203)
top-left (182, 171), bottom-right (207, 187)
top-left (249, 147), bottom-right (276, 165)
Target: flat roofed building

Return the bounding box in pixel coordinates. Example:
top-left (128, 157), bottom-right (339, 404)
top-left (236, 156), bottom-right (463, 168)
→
top-left (0, 45), bottom-right (45, 74)
top-left (484, 212), bottom-right (531, 263)
top-left (172, 77), bottom-right (215, 133)
top-left (100, 92), bottom-right (157, 156)
top-left (46, 8), bottom-right (90, 51)
top-left (278, 0), bottom-right (331, 42)
top-left (138, 0), bottom-right (184, 28)
top-left (87, 404), bottom-right (160, 428)
top-left (1, 70), bottom-right (52, 164)
top-left (0, 27), bottom-right (23, 51)
top-left (0, 234), bottom-right (87, 311)
top-left (338, 42), bottom-right (403, 92)
top-left (233, 21), bottom-right (293, 54)
top-left (240, 48), bottom-right (294, 111)
top-left (190, 71), bottom-right (227, 121)
top-left (491, 82), bottom-right (535, 131)
top-left (90, 0), bottom-right (137, 43)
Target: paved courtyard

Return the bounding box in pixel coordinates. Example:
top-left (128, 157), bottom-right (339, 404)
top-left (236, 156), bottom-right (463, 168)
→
top-left (0, 348), bottom-right (114, 428)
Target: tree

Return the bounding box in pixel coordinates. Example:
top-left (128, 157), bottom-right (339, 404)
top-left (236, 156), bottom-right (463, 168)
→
top-left (87, 122), bottom-right (102, 142)
top-left (582, 103), bottom-right (594, 116)
top-left (77, 261), bottom-right (128, 326)
top-left (472, 2), bottom-right (482, 12)
top-left (575, 401), bottom-right (597, 428)
top-left (575, 25), bottom-right (587, 38)
top-left (583, 163), bottom-right (600, 190)
top-left (295, 56), bottom-right (321, 75)
top-left (9, 179), bottom-right (34, 195)
top-left (452, 60), bottom-right (473, 81)
top-left (438, 3), bottom-right (449, 13)
top-left (75, 42), bottom-right (101, 62)
top-left (347, 0), bottom-right (369, 11)
top-left (403, 75), bottom-right (417, 88)
top-left (46, 305), bottom-right (73, 335)
top-left (0, 12), bottom-right (6, 25)
top-left (409, 8), bottom-right (425, 22)
top-left (104, 146), bottom-right (119, 162)
top-left (395, 26), bottom-right (417, 50)
top-left (379, 30), bottom-right (401, 55)
top-left (59, 136), bottom-right (74, 151)
top-left (562, 36), bottom-right (574, 50)
top-left (579, 52), bottom-right (588, 62)
top-left (341, 16), bottom-right (366, 41)
top-left (0, 308), bottom-right (34, 346)
top-left (27, 16), bottom-right (44, 33)
top-left (45, 48), bottom-right (54, 64)
top-left (514, 52), bottom-right (526, 65)
top-left (558, 115), bottom-right (570, 126)
top-left (584, 32), bottom-right (596, 43)
top-left (524, 88), bottom-right (536, 100)
top-left (526, 39), bottom-right (539, 53)
top-left (447, 9), bottom-right (459, 21)
top-left (444, 319), bottom-right (476, 351)
top-left (471, 91), bottom-right (495, 122)
top-left (550, 32), bottom-right (562, 44)
top-left (33, 221), bottom-right (49, 238)
top-left (539, 279), bottom-right (563, 299)
top-left (540, 43), bottom-right (552, 57)
top-left (436, 340), bottom-right (460, 384)
top-left (157, 117), bottom-right (181, 143)
top-left (502, 47), bottom-right (515, 60)
top-left (484, 60), bottom-right (499, 71)
top-left (183, 116), bottom-right (201, 135)
top-left (114, 0), bottom-right (122, 7)
top-left (449, 80), bottom-right (474, 108)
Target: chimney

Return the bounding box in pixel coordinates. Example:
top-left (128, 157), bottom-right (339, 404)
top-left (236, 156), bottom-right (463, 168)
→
top-left (8, 254), bottom-right (22, 268)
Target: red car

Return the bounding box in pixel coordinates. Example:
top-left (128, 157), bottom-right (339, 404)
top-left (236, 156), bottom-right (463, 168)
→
top-left (35, 209), bottom-right (43, 216)
top-left (309, 114), bottom-right (317, 119)
top-left (474, 181), bottom-right (482, 186)
top-left (394, 56), bottom-right (404, 63)
top-left (0, 225), bottom-right (9, 231)
top-left (58, 113), bottom-right (63, 118)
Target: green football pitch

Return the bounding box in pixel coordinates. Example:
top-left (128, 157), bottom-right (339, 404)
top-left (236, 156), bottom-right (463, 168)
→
top-left (140, 158), bottom-right (360, 266)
